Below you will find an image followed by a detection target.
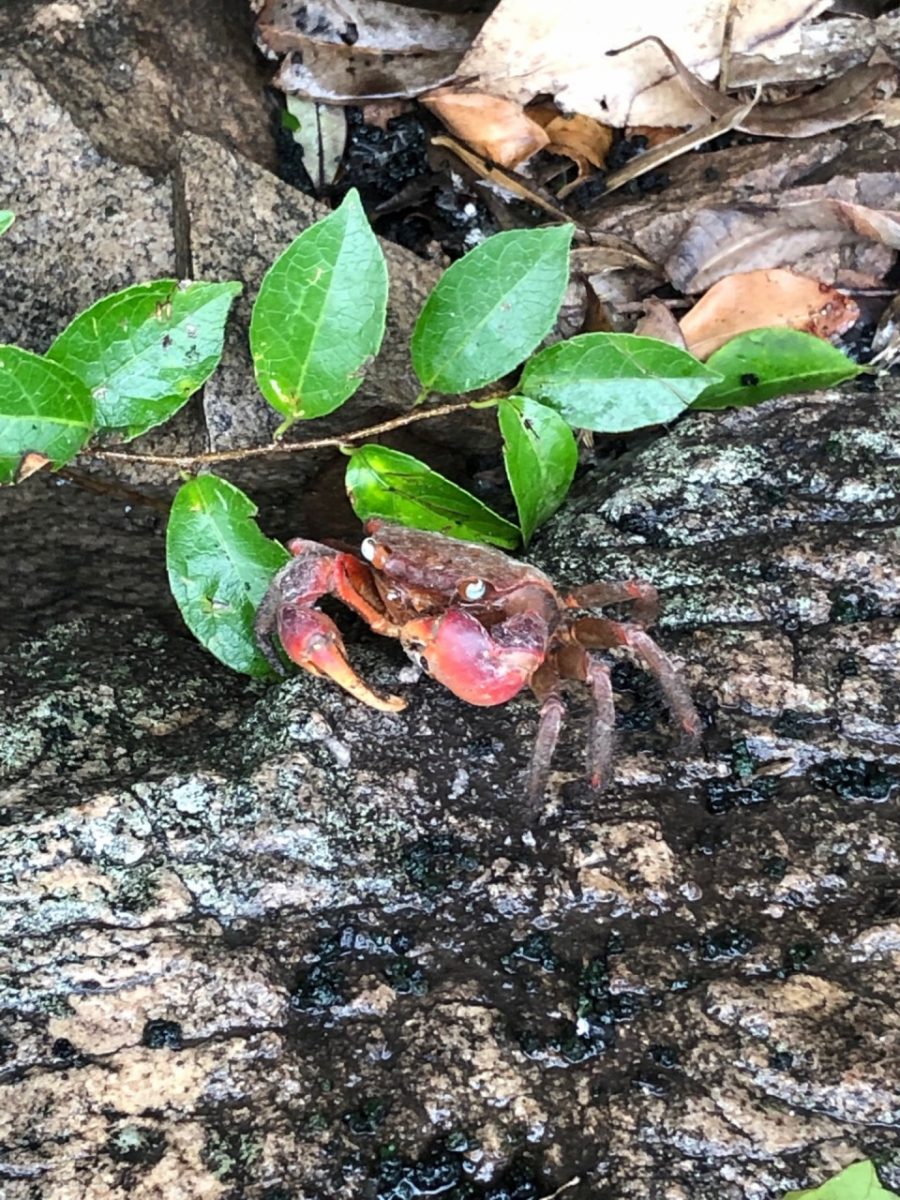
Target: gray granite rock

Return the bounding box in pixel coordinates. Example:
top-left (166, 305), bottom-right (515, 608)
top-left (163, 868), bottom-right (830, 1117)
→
top-left (1, 387), bottom-right (898, 1199)
top-left (0, 0), bottom-right (276, 174)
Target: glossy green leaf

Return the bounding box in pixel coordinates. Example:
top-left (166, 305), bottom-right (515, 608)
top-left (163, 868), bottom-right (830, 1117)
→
top-left (520, 333), bottom-right (720, 432)
top-left (346, 444), bottom-right (520, 549)
top-left (0, 212), bottom-right (14, 238)
top-left (783, 1160), bottom-right (898, 1200)
top-left (250, 188), bottom-right (388, 422)
top-left (498, 395), bottom-right (577, 545)
top-left (47, 279), bottom-right (241, 439)
top-left (411, 224), bottom-right (574, 395)
top-left (693, 327), bottom-right (861, 410)
top-left (166, 474), bottom-right (290, 677)
top-left (0, 346), bottom-right (94, 484)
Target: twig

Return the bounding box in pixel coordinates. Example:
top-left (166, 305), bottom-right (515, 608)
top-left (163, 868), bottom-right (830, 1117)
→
top-left (79, 399), bottom-right (478, 471)
top-left (539, 1179), bottom-right (581, 1200)
top-left (55, 466), bottom-right (170, 512)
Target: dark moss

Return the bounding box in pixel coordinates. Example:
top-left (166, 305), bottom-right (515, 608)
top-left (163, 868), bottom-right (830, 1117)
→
top-left (768, 1050), bottom-right (794, 1071)
top-left (829, 584), bottom-right (883, 624)
top-left (812, 757), bottom-right (897, 801)
top-left (780, 942), bottom-right (819, 977)
top-left (501, 932), bottom-right (561, 974)
top-left (700, 927), bottom-right (756, 961)
top-left (290, 962), bottom-right (345, 1012)
top-left (384, 957), bottom-right (428, 995)
top-left (141, 1019), bottom-right (183, 1050)
top-left (400, 833), bottom-right (478, 894)
top-left (106, 1124), bottom-right (166, 1167)
top-left (344, 1098), bottom-right (387, 1136)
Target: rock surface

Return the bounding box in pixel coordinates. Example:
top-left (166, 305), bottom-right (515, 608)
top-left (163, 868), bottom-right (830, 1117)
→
top-left (2, 388), bottom-right (899, 1199)
top-left (2, 4), bottom-right (899, 1195)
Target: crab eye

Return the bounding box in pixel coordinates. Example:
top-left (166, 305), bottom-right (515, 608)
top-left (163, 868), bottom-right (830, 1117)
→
top-left (460, 578), bottom-right (487, 602)
top-left (360, 537), bottom-right (377, 563)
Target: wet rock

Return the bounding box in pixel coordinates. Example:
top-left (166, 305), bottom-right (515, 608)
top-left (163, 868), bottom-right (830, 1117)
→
top-left (1, 386), bottom-right (899, 1198)
top-left (0, 0), bottom-right (275, 174)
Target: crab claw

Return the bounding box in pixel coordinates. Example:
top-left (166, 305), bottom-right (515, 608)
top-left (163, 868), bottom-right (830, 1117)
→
top-left (278, 605), bottom-right (406, 713)
top-left (401, 609), bottom-right (547, 707)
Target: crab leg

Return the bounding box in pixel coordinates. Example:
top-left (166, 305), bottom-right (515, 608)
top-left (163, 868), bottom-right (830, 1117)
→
top-left (572, 617), bottom-right (700, 739)
top-left (565, 579), bottom-right (659, 628)
top-left (255, 541), bottom-right (406, 713)
top-left (556, 643), bottom-right (617, 791)
top-left (527, 662), bottom-right (566, 803)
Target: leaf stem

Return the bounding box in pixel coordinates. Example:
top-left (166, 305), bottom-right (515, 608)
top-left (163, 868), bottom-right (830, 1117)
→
top-left (78, 399), bottom-right (477, 471)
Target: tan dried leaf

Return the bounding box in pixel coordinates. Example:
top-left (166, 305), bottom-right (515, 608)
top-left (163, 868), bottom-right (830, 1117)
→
top-left (669, 198), bottom-right (900, 294)
top-left (639, 37), bottom-right (896, 138)
top-left (452, 0), bottom-right (832, 128)
top-left (259, 0), bottom-right (481, 103)
top-left (634, 297), bottom-right (687, 347)
top-left (422, 90), bottom-right (549, 168)
top-left (14, 452), bottom-right (52, 484)
top-left (679, 268), bottom-right (860, 359)
top-left (528, 105), bottom-right (615, 176)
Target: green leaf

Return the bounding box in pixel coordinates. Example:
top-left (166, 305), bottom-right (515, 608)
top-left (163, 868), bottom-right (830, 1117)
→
top-left (519, 333), bottom-right (720, 432)
top-left (166, 474), bottom-right (291, 677)
top-left (46, 279), bottom-right (241, 440)
top-left (783, 1160), bottom-right (899, 1200)
top-left (498, 395), bottom-right (577, 545)
top-left (693, 327), bottom-right (861, 410)
top-left (249, 188), bottom-right (388, 422)
top-left (411, 224), bottom-right (574, 395)
top-left (0, 346), bottom-right (94, 484)
top-left (346, 444), bottom-right (520, 549)
top-left (0, 211), bottom-right (14, 238)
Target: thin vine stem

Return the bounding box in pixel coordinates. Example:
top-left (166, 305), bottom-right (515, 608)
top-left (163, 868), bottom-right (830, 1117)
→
top-left (78, 399), bottom-right (477, 471)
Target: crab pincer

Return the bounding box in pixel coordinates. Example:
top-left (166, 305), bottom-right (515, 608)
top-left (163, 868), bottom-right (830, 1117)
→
top-left (254, 539), bottom-right (405, 713)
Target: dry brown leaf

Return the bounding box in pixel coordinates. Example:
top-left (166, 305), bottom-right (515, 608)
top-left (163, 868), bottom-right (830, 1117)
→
top-left (669, 198), bottom-right (900, 293)
top-left (601, 90), bottom-right (760, 195)
top-left (636, 37), bottom-right (897, 138)
top-left (634, 297), bottom-right (687, 347)
top-left (679, 268), bottom-right (860, 359)
top-left (625, 125), bottom-right (687, 149)
top-left (451, 0), bottom-right (831, 129)
top-left (258, 0), bottom-right (481, 103)
top-left (527, 106), bottom-right (615, 177)
top-left (14, 452), bottom-right (51, 484)
top-left (360, 100), bottom-right (414, 130)
top-left (422, 91), bottom-right (548, 168)
top-left (729, 10), bottom-right (900, 87)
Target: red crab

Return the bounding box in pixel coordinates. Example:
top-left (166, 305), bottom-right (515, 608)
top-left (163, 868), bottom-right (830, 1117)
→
top-left (255, 519), bottom-right (700, 798)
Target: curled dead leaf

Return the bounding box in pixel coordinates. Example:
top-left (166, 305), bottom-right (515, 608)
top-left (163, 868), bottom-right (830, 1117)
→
top-left (422, 90), bottom-right (549, 168)
top-left (451, 0), bottom-right (833, 128)
top-left (634, 36), bottom-right (897, 138)
top-left (14, 452), bottom-right (52, 484)
top-left (669, 198), bottom-right (900, 293)
top-left (634, 297), bottom-right (687, 347)
top-left (528, 105), bottom-right (614, 178)
top-left (679, 268), bottom-right (859, 359)
top-left (259, 0), bottom-right (481, 103)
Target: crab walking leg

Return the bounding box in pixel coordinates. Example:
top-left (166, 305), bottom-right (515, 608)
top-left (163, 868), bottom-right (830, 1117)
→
top-left (626, 628), bottom-right (700, 738)
top-left (572, 617), bottom-right (701, 739)
top-left (556, 642), bottom-right (617, 790)
top-left (527, 662), bottom-right (566, 803)
top-left (584, 655), bottom-right (617, 790)
top-left (565, 579), bottom-right (660, 628)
